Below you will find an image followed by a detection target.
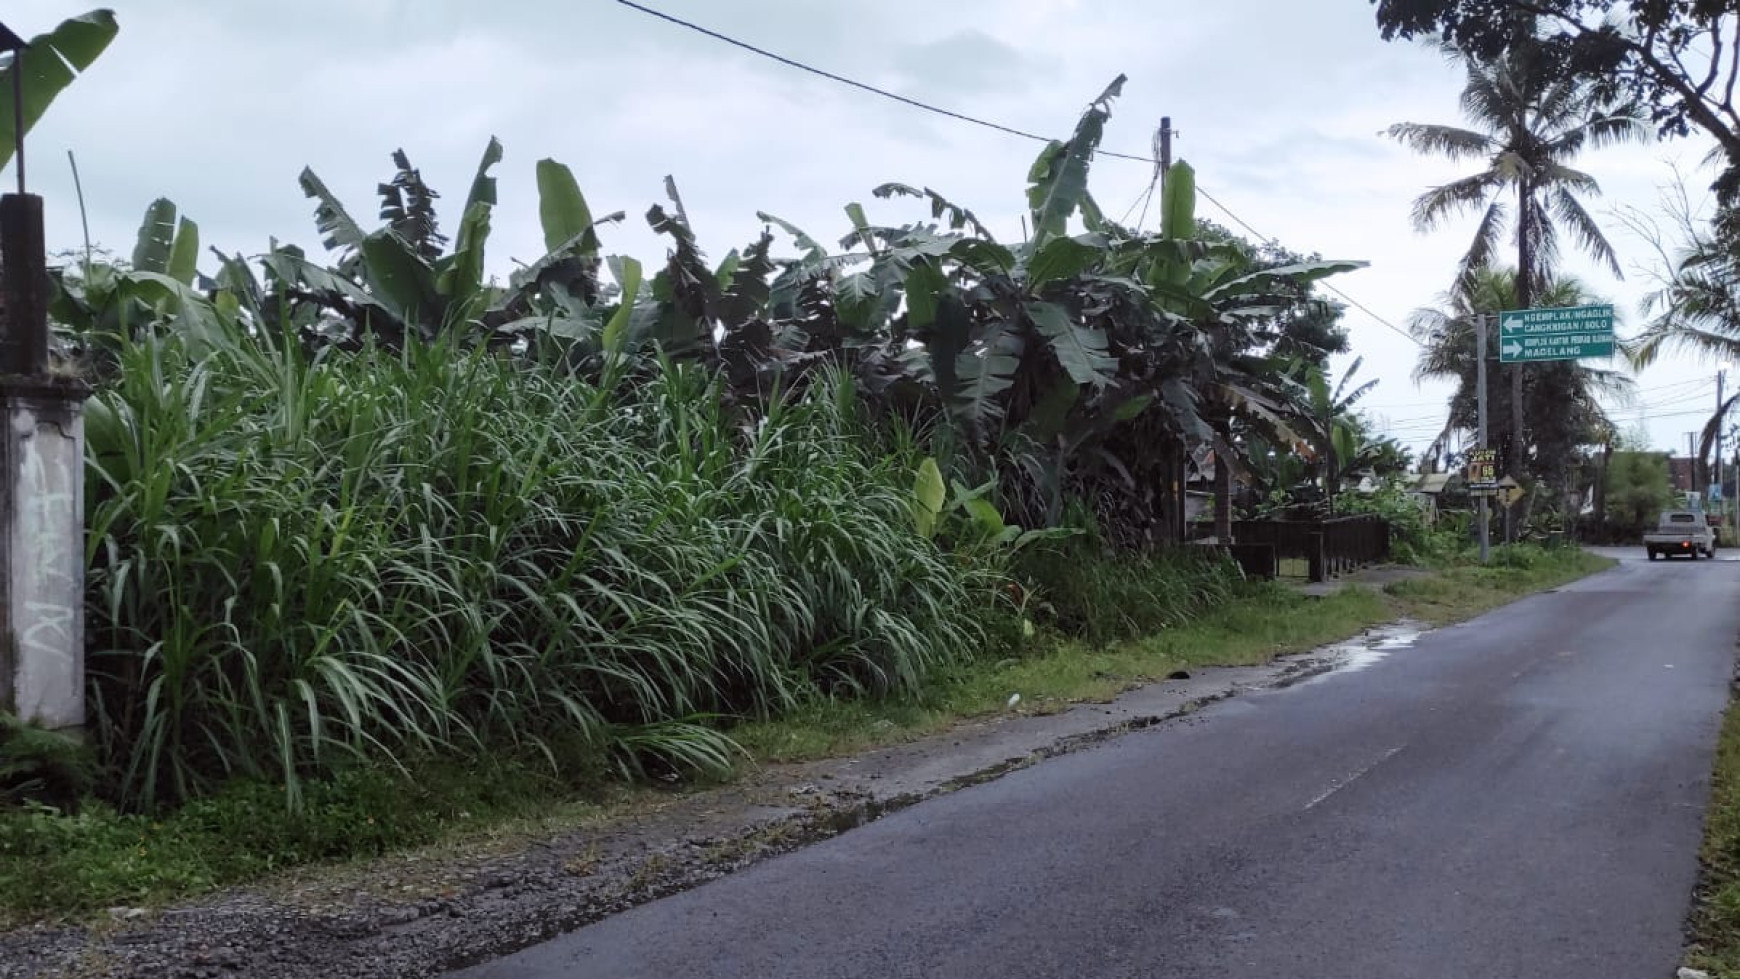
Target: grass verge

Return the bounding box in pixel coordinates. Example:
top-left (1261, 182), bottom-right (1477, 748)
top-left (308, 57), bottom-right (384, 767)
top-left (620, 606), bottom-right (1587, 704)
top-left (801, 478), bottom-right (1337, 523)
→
top-left (1381, 546), bottom-right (1615, 626)
top-left (738, 546), bottom-right (1615, 763)
top-left (1685, 695), bottom-right (1740, 977)
top-left (0, 547), bottom-right (1612, 925)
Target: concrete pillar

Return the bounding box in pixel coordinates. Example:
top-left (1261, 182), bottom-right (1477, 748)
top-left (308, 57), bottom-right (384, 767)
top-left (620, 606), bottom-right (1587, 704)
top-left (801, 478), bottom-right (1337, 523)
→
top-left (0, 378), bottom-right (89, 729)
top-left (0, 192), bottom-right (90, 731)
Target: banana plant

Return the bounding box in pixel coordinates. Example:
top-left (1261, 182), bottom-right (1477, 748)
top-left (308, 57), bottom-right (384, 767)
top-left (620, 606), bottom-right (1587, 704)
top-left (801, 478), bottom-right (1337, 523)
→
top-left (910, 457), bottom-right (1075, 558)
top-left (277, 141), bottom-right (630, 352)
top-left (761, 76), bottom-right (1368, 536)
top-left (131, 198), bottom-right (199, 284)
top-left (280, 140), bottom-right (503, 345)
top-left (50, 199), bottom-right (234, 368)
top-left (0, 9), bottom-right (118, 172)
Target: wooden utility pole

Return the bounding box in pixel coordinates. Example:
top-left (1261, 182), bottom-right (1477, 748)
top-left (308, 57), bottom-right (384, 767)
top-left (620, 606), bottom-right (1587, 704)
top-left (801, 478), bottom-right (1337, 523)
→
top-left (1719, 369), bottom-right (1727, 520)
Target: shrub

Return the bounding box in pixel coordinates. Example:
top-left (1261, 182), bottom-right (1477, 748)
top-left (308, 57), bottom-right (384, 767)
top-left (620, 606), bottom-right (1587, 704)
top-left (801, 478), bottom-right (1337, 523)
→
top-left (0, 715), bottom-right (93, 813)
top-left (1336, 481), bottom-right (1446, 562)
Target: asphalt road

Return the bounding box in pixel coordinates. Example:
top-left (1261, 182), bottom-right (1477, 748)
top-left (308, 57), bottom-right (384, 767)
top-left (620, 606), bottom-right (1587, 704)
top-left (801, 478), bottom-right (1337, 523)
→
top-left (453, 548), bottom-right (1739, 979)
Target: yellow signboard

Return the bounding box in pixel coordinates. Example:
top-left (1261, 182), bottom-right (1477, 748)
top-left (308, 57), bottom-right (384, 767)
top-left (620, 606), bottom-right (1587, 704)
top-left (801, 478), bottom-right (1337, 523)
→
top-left (1467, 449), bottom-right (1498, 491)
top-left (1496, 476), bottom-right (1524, 508)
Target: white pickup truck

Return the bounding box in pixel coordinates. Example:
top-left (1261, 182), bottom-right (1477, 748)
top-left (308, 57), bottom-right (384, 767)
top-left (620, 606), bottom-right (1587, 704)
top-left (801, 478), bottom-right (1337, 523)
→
top-left (1644, 509), bottom-right (1716, 560)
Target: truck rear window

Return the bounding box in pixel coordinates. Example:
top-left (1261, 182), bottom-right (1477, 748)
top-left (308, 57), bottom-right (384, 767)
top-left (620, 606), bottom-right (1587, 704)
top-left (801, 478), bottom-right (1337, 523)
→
top-left (1670, 513), bottom-right (1697, 523)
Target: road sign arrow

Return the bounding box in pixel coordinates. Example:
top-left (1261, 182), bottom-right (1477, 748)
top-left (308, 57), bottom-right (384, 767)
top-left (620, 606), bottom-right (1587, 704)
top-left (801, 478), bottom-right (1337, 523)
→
top-left (1502, 340), bottom-right (1523, 358)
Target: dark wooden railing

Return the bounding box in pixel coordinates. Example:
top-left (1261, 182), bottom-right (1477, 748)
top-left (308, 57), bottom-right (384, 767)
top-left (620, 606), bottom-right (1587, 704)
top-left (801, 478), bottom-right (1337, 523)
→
top-left (1215, 515), bottom-right (1390, 583)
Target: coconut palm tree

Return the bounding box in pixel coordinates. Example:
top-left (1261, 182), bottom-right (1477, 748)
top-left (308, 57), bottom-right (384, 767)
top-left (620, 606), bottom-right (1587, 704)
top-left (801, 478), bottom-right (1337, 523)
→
top-left (1389, 42), bottom-right (1647, 299)
top-left (1625, 185), bottom-right (1740, 495)
top-left (1389, 35), bottom-right (1648, 504)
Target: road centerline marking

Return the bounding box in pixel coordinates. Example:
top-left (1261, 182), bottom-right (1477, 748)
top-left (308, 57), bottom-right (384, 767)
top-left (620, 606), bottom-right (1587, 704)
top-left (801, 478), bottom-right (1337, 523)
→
top-left (1304, 746), bottom-right (1406, 811)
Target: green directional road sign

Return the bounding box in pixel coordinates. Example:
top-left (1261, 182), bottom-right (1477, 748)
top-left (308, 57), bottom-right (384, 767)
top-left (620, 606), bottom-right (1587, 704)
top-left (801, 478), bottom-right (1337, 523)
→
top-left (1497, 304), bottom-right (1616, 363)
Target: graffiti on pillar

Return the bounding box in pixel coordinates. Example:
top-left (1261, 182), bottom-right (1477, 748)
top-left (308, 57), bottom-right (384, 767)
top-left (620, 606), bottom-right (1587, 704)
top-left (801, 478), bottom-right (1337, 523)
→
top-left (11, 408), bottom-right (83, 727)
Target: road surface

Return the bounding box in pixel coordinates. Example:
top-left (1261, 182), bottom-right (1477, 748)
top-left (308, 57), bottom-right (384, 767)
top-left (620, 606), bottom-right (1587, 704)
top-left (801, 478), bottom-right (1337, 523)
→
top-left (453, 549), bottom-right (1738, 978)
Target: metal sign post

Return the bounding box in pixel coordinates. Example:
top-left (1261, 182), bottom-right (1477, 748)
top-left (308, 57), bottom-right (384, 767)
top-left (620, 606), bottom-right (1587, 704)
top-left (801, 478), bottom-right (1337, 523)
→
top-left (1476, 313), bottom-right (1490, 564)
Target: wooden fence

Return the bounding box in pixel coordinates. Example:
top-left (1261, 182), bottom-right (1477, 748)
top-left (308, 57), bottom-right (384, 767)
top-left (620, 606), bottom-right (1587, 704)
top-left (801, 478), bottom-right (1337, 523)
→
top-left (1210, 515), bottom-right (1391, 583)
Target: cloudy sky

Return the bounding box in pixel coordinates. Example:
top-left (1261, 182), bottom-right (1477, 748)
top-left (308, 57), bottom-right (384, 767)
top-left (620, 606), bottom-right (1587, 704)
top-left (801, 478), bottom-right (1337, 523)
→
top-left (6, 0), bottom-right (1732, 456)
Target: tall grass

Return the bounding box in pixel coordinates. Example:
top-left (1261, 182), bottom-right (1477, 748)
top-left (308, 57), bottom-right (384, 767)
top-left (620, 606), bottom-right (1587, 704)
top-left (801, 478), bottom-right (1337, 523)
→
top-left (1016, 542), bottom-right (1245, 646)
top-left (82, 325), bottom-right (989, 811)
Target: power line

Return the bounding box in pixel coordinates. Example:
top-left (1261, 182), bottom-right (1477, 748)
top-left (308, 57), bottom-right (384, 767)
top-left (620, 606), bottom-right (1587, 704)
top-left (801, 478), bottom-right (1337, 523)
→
top-left (1367, 378), bottom-right (1715, 419)
top-left (1637, 390), bottom-right (1718, 411)
top-left (1191, 187), bottom-right (1422, 347)
top-left (1637, 376), bottom-right (1719, 395)
top-left (613, 0), bottom-right (1424, 347)
top-left (1628, 406), bottom-right (1722, 421)
top-left (611, 0), bottom-right (1103, 153)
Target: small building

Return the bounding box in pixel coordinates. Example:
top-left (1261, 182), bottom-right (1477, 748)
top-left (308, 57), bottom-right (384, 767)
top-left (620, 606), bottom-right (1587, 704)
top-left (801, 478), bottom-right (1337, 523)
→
top-left (1404, 472), bottom-right (1453, 524)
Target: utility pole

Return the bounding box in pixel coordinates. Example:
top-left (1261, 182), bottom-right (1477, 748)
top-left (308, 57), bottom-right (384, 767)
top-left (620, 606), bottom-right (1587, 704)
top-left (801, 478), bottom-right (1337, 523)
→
top-left (1719, 368), bottom-right (1727, 525)
top-left (1689, 432), bottom-right (1700, 506)
top-left (1477, 314), bottom-right (1490, 564)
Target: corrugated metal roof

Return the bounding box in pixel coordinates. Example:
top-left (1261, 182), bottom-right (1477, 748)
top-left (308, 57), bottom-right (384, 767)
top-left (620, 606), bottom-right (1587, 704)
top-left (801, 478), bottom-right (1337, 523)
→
top-left (1408, 473), bottom-right (1453, 494)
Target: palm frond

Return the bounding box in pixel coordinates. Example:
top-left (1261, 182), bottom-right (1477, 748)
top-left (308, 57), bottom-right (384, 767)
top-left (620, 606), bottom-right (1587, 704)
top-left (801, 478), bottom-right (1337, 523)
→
top-left (1386, 122), bottom-right (1495, 161)
top-left (1458, 200), bottom-right (1508, 285)
top-left (1539, 163), bottom-right (1602, 197)
top-left (1412, 172), bottom-right (1503, 231)
top-left (1550, 188), bottom-right (1622, 278)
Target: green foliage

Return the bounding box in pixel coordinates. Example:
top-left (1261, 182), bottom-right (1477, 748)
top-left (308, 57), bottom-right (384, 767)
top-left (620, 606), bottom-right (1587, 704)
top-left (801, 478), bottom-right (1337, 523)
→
top-left (1487, 542), bottom-right (1551, 570)
top-left (911, 457), bottom-right (948, 539)
top-left (912, 460), bottom-right (1075, 560)
top-left (1336, 481), bottom-right (1448, 563)
top-left (0, 716), bottom-right (93, 812)
top-left (1605, 449), bottom-right (1674, 536)
top-left (92, 85), bottom-right (1365, 560)
top-left (50, 82), bottom-right (1376, 829)
top-left (0, 9), bottom-right (119, 172)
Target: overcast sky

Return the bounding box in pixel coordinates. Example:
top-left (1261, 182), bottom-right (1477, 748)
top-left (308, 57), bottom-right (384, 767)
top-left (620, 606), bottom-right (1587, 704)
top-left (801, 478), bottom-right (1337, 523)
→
top-left (7, 0), bottom-right (1732, 456)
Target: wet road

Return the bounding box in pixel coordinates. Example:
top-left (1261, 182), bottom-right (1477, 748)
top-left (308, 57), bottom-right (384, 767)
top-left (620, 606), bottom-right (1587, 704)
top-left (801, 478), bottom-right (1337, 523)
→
top-left (453, 549), bottom-right (1739, 978)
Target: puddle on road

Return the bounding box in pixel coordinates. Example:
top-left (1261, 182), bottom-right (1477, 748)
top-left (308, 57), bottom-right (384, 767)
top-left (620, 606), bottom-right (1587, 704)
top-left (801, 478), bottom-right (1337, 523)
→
top-left (1297, 621), bottom-right (1425, 685)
